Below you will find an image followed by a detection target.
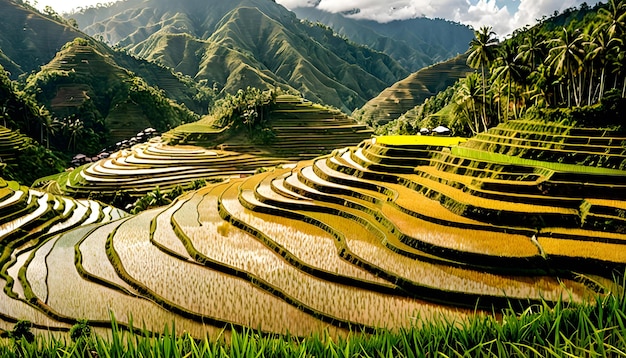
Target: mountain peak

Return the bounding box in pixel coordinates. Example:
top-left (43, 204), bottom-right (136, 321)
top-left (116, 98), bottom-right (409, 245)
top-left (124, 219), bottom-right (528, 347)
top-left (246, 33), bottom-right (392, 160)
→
top-left (70, 0), bottom-right (415, 111)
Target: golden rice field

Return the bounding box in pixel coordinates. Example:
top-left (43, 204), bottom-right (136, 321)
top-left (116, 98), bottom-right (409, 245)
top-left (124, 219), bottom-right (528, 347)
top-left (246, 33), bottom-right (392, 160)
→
top-left (2, 119), bottom-right (625, 339)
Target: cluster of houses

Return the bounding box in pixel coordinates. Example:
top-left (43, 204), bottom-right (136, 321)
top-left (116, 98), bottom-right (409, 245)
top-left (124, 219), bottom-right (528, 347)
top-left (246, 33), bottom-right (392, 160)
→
top-left (70, 128), bottom-right (158, 168)
top-left (419, 126), bottom-right (451, 136)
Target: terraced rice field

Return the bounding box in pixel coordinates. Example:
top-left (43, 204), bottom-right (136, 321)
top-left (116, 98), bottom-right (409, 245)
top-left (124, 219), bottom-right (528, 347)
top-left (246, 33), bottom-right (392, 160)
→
top-left (34, 139), bottom-right (288, 198)
top-left (0, 126), bottom-right (29, 165)
top-left (164, 94), bottom-right (374, 159)
top-left (3, 119), bottom-right (625, 338)
top-left (0, 177), bottom-right (128, 333)
top-left (35, 96), bottom-right (375, 199)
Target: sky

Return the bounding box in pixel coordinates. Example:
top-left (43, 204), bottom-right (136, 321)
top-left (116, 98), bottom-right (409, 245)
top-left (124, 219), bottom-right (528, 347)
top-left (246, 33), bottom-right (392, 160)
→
top-left (35, 0), bottom-right (594, 36)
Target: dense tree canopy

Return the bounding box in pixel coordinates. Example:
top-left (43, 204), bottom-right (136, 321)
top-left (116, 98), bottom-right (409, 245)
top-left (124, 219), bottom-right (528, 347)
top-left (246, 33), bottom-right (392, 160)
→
top-left (384, 0), bottom-right (626, 137)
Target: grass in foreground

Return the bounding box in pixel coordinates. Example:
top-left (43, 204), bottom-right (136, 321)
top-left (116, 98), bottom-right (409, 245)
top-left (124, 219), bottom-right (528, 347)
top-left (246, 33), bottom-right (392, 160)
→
top-left (1, 278), bottom-right (625, 357)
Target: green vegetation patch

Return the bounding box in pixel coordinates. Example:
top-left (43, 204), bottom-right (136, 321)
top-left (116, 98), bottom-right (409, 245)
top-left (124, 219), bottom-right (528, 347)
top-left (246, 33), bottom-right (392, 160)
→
top-left (375, 135), bottom-right (467, 147)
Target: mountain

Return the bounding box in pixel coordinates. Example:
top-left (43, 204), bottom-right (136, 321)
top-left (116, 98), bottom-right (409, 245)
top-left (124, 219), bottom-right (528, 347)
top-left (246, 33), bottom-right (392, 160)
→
top-left (354, 54), bottom-right (473, 126)
top-left (0, 0), bottom-right (222, 153)
top-left (0, 0), bottom-right (87, 77)
top-left (291, 6), bottom-right (473, 73)
top-left (70, 0), bottom-right (412, 112)
top-left (0, 0), bottom-right (214, 113)
top-left (22, 37), bottom-right (200, 147)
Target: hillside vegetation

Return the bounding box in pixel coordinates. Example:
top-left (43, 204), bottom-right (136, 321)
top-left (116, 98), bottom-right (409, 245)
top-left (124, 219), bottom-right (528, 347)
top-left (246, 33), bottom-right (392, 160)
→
top-left (0, 66), bottom-right (66, 184)
top-left (0, 0), bottom-right (86, 77)
top-left (380, 1), bottom-right (626, 137)
top-left (0, 0), bottom-right (213, 117)
top-left (69, 0), bottom-right (419, 112)
top-left (35, 94), bottom-right (374, 202)
top-left (354, 54), bottom-right (473, 126)
top-left (23, 37), bottom-right (199, 148)
top-left (292, 6), bottom-right (473, 72)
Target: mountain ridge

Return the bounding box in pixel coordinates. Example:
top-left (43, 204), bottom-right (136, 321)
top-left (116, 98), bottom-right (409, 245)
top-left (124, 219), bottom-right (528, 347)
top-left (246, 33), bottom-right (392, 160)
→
top-left (69, 0), bottom-right (470, 111)
top-left (291, 6), bottom-right (473, 72)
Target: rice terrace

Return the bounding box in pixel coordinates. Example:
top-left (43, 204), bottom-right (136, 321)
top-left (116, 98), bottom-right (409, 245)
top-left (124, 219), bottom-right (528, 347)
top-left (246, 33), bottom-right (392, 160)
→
top-left (1, 0), bottom-right (626, 356)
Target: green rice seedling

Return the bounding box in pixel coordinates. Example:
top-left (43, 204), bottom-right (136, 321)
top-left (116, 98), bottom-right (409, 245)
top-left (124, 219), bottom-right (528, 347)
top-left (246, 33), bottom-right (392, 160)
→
top-left (397, 172), bottom-right (577, 215)
top-left (151, 199), bottom-right (192, 259)
top-left (538, 237), bottom-right (626, 264)
top-left (180, 185), bottom-right (474, 330)
top-left (77, 220), bottom-right (137, 292)
top-left (6, 250), bottom-right (30, 299)
top-left (452, 146), bottom-right (626, 175)
top-left (0, 193), bottom-right (50, 240)
top-left (379, 204), bottom-right (540, 258)
top-left (251, 167), bottom-right (589, 302)
top-left (374, 136), bottom-right (468, 147)
top-left (25, 238), bottom-right (56, 302)
top-left (220, 182), bottom-right (387, 284)
top-left (309, 208), bottom-right (584, 303)
top-left (0, 190), bottom-right (25, 211)
top-left (110, 209), bottom-right (332, 336)
top-left (1, 281), bottom-right (626, 356)
top-left (542, 226), bottom-right (626, 244)
top-left (44, 224), bottom-right (217, 338)
top-left (0, 276), bottom-right (72, 331)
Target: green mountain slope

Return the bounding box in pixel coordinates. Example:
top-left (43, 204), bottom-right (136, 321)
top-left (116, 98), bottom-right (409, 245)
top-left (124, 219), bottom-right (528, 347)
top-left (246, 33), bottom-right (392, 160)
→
top-left (0, 0), bottom-right (87, 77)
top-left (291, 6), bottom-right (473, 72)
top-left (70, 0), bottom-right (411, 112)
top-left (22, 38), bottom-right (199, 147)
top-left (0, 0), bottom-right (214, 114)
top-left (354, 54), bottom-right (473, 126)
top-left (0, 66), bottom-right (66, 184)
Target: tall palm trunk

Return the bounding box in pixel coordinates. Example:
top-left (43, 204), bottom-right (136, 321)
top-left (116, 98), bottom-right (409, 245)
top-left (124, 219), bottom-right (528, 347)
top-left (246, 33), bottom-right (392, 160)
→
top-left (481, 65), bottom-right (489, 131)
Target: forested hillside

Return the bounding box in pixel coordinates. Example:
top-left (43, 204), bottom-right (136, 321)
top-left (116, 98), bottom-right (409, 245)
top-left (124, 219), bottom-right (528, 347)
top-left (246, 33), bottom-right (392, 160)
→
top-left (68, 0), bottom-right (466, 112)
top-left (0, 66), bottom-right (66, 184)
top-left (379, 1), bottom-right (626, 137)
top-left (292, 6), bottom-right (473, 72)
top-left (22, 37), bottom-right (200, 148)
top-left (0, 0), bottom-right (86, 77)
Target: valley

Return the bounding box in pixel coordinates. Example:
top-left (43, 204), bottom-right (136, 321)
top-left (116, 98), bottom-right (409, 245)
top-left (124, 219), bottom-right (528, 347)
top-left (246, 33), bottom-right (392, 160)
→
top-left (0, 0), bottom-right (625, 356)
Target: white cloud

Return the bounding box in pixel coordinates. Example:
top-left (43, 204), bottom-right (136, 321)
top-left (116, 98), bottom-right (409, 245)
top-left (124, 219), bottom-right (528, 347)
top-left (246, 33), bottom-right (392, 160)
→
top-left (276, 0), bottom-right (589, 36)
top-left (460, 0), bottom-right (514, 35)
top-left (37, 0), bottom-right (589, 36)
top-left (510, 0), bottom-right (587, 32)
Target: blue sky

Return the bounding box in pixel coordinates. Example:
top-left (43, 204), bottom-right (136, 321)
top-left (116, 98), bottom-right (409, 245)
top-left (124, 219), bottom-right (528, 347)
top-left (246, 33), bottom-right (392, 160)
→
top-left (35, 0), bottom-right (593, 36)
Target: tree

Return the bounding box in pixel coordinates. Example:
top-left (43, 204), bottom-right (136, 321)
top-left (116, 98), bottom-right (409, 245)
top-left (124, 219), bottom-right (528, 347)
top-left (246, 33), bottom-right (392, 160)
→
top-left (64, 117), bottom-right (85, 151)
top-left (547, 28), bottom-right (586, 106)
top-left (453, 74), bottom-right (483, 135)
top-left (585, 28), bottom-right (611, 103)
top-left (598, 0), bottom-right (626, 40)
top-left (467, 26), bottom-right (498, 131)
top-left (518, 27), bottom-right (547, 72)
top-left (494, 41), bottom-right (528, 121)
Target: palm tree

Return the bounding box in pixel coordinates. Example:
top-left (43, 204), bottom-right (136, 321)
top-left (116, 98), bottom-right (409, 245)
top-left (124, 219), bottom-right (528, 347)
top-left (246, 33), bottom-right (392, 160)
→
top-left (454, 74), bottom-right (483, 135)
top-left (527, 64), bottom-right (559, 108)
top-left (596, 0), bottom-right (626, 97)
top-left (494, 42), bottom-right (529, 121)
top-left (0, 105), bottom-right (8, 128)
top-left (518, 27), bottom-right (547, 72)
top-left (598, 0), bottom-right (626, 40)
top-left (41, 116), bottom-right (62, 149)
top-left (467, 26), bottom-right (498, 131)
top-left (585, 29), bottom-right (611, 103)
top-left (36, 104), bottom-right (49, 145)
top-left (64, 118), bottom-right (84, 151)
top-left (547, 28), bottom-right (586, 106)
